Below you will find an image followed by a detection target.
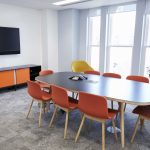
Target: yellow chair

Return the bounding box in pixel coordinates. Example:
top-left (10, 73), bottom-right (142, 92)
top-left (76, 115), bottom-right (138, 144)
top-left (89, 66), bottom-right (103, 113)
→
top-left (71, 60), bottom-right (94, 73)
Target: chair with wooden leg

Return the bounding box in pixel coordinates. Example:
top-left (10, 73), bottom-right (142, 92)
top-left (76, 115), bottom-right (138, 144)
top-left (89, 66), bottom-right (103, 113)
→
top-left (37, 69), bottom-right (54, 90)
top-left (125, 75), bottom-right (149, 111)
top-left (75, 92), bottom-right (118, 150)
top-left (49, 85), bottom-right (78, 139)
top-left (131, 105), bottom-right (150, 143)
top-left (26, 80), bottom-right (52, 127)
top-left (39, 70), bottom-right (54, 76)
top-left (126, 75), bottom-right (149, 135)
top-left (126, 75), bottom-right (149, 83)
top-left (103, 73), bottom-right (121, 109)
top-left (84, 70), bottom-right (100, 75)
top-left (103, 73), bottom-right (121, 79)
top-left (37, 70), bottom-right (54, 111)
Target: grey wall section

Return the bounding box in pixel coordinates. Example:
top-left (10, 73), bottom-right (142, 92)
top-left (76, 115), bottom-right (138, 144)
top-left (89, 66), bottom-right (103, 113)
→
top-left (132, 0), bottom-right (146, 75)
top-left (41, 10), bottom-right (49, 69)
top-left (58, 9), bottom-right (79, 71)
top-left (72, 10), bottom-right (79, 60)
top-left (99, 6), bottom-right (108, 73)
top-left (78, 9), bottom-right (89, 60)
top-left (41, 9), bottom-right (58, 71)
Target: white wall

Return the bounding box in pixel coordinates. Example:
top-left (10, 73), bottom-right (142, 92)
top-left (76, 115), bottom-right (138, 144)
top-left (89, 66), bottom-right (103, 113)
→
top-left (47, 10), bottom-right (58, 72)
top-left (58, 9), bottom-right (79, 71)
top-left (72, 10), bottom-right (80, 61)
top-left (0, 4), bottom-right (42, 68)
top-left (41, 9), bottom-right (58, 71)
top-left (41, 10), bottom-right (49, 69)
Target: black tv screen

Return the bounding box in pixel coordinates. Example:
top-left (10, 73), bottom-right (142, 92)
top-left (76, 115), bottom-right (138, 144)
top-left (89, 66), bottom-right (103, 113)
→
top-left (0, 27), bottom-right (20, 55)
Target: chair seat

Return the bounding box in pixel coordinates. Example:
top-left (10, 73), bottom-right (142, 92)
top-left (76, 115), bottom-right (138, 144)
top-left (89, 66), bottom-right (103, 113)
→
top-left (108, 109), bottom-right (119, 119)
top-left (133, 105), bottom-right (150, 118)
top-left (68, 97), bottom-right (78, 109)
top-left (41, 91), bottom-right (52, 101)
top-left (83, 109), bottom-right (118, 120)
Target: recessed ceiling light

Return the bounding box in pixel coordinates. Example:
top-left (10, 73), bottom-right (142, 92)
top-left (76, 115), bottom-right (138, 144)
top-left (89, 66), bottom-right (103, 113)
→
top-left (53, 0), bottom-right (81, 6)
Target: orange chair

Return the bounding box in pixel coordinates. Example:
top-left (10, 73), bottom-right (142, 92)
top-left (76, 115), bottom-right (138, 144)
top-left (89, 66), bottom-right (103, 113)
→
top-left (49, 85), bottom-right (78, 139)
top-left (75, 92), bottom-right (118, 150)
top-left (125, 75), bottom-right (149, 110)
top-left (74, 70), bottom-right (100, 100)
top-left (39, 70), bottom-right (54, 76)
top-left (126, 75), bottom-right (149, 83)
top-left (26, 80), bottom-right (52, 127)
top-left (126, 75), bottom-right (149, 143)
top-left (131, 105), bottom-right (150, 143)
top-left (84, 70), bottom-right (100, 75)
top-left (38, 70), bottom-right (54, 89)
top-left (103, 72), bottom-right (121, 78)
top-left (103, 73), bottom-right (121, 109)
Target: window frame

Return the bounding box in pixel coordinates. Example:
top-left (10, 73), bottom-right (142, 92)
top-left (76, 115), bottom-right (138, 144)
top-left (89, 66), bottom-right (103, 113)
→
top-left (105, 8), bottom-right (136, 75)
top-left (87, 14), bottom-right (101, 71)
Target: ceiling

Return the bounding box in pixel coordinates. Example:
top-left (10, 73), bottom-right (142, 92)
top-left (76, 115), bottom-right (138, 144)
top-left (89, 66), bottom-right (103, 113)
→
top-left (0, 0), bottom-right (136, 10)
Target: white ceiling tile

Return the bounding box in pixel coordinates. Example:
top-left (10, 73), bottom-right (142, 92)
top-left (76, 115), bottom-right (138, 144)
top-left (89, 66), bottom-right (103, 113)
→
top-left (0, 0), bottom-right (136, 10)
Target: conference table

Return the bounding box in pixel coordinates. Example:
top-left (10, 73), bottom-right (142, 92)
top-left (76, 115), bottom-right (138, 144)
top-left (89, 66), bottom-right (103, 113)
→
top-left (36, 72), bottom-right (150, 148)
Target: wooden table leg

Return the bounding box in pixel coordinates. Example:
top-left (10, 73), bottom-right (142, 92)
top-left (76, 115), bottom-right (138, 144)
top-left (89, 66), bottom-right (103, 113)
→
top-left (120, 103), bottom-right (125, 148)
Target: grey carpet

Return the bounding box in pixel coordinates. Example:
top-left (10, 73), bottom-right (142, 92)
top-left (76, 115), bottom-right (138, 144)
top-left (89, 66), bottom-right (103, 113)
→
top-left (0, 88), bottom-right (150, 150)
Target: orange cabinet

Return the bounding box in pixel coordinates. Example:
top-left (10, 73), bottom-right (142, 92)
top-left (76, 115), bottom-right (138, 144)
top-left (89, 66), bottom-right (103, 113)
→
top-left (0, 70), bottom-right (15, 88)
top-left (0, 65), bottom-right (41, 89)
top-left (16, 68), bottom-right (30, 84)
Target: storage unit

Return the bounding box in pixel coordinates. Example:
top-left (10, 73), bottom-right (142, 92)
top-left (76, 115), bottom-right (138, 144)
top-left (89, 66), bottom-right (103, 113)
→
top-left (0, 64), bottom-right (41, 89)
top-left (0, 70), bottom-right (15, 88)
top-left (16, 68), bottom-right (30, 84)
top-left (30, 66), bottom-right (41, 81)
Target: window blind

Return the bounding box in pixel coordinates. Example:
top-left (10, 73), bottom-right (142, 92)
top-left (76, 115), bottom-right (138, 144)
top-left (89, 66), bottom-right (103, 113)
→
top-left (146, 0), bottom-right (150, 14)
top-left (108, 3), bottom-right (136, 13)
top-left (89, 8), bottom-right (101, 17)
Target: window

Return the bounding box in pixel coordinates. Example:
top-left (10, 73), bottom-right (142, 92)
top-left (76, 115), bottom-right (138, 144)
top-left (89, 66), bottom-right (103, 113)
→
top-left (88, 10), bottom-right (101, 71)
top-left (106, 5), bottom-right (136, 77)
top-left (144, 15), bottom-right (150, 77)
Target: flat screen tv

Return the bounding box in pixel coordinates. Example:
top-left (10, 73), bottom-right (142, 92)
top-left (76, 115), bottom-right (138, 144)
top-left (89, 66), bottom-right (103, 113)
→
top-left (0, 27), bottom-right (20, 55)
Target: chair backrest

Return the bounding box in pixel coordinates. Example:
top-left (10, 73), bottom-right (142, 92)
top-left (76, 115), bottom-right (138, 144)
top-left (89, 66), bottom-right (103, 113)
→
top-left (27, 80), bottom-right (42, 99)
top-left (84, 70), bottom-right (100, 75)
top-left (126, 75), bottom-right (149, 83)
top-left (71, 60), bottom-right (94, 72)
top-left (79, 92), bottom-right (109, 119)
top-left (51, 85), bottom-right (69, 108)
top-left (103, 73), bottom-right (121, 78)
top-left (39, 70), bottom-right (54, 76)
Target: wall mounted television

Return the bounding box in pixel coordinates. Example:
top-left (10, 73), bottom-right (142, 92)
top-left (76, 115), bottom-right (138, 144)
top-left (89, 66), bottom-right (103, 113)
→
top-left (0, 27), bottom-right (20, 55)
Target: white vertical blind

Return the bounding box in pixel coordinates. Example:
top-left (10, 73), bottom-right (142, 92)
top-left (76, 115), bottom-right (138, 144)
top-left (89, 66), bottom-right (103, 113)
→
top-left (108, 3), bottom-right (136, 13)
top-left (146, 0), bottom-right (150, 14)
top-left (88, 8), bottom-right (101, 71)
top-left (85, 0), bottom-right (150, 75)
top-left (89, 8), bottom-right (101, 17)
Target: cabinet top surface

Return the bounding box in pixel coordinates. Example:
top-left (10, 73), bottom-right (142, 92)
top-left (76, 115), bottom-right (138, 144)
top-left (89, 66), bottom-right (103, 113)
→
top-left (0, 64), bottom-right (41, 71)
